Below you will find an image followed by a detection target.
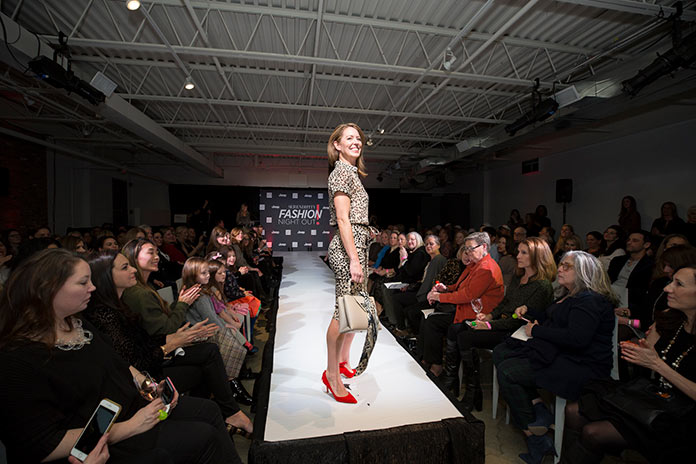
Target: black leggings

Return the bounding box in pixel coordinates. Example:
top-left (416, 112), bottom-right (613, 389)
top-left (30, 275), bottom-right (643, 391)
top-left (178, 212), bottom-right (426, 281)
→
top-left (564, 401), bottom-right (628, 455)
top-left (163, 342), bottom-right (240, 418)
top-left (457, 326), bottom-right (510, 352)
top-left (113, 396), bottom-right (242, 464)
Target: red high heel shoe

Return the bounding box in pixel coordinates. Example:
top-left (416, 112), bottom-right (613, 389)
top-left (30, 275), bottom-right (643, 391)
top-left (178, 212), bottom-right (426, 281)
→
top-left (321, 371), bottom-right (357, 404)
top-left (339, 362), bottom-right (356, 378)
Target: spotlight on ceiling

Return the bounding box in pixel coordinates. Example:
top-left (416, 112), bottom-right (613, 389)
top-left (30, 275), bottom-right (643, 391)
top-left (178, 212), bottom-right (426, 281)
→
top-left (184, 76), bottom-right (195, 90)
top-left (126, 0), bottom-right (141, 11)
top-left (622, 28), bottom-right (696, 96)
top-left (366, 138), bottom-right (374, 147)
top-left (378, 127), bottom-right (385, 134)
top-left (505, 78), bottom-right (559, 136)
top-left (443, 48), bottom-right (457, 71)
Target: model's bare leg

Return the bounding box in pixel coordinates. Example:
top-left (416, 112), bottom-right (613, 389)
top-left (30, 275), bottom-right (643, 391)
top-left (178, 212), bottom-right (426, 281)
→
top-left (326, 319), bottom-right (350, 396)
top-left (338, 332), bottom-right (356, 365)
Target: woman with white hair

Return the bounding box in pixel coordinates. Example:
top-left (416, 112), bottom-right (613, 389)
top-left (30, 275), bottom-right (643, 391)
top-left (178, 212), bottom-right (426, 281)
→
top-left (373, 231), bottom-right (431, 315)
top-left (493, 251), bottom-right (618, 464)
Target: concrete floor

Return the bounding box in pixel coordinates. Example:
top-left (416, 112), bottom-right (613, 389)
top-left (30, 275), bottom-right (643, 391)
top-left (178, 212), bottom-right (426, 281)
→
top-left (235, 313), bottom-right (647, 464)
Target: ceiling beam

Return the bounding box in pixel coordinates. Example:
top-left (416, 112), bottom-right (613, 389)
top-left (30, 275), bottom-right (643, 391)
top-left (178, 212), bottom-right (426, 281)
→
top-left (555, 0), bottom-right (696, 21)
top-left (42, 36), bottom-right (557, 89)
top-left (70, 55), bottom-right (520, 98)
top-left (118, 93), bottom-right (513, 125)
top-left (141, 0), bottom-right (633, 58)
top-left (0, 12), bottom-right (222, 178)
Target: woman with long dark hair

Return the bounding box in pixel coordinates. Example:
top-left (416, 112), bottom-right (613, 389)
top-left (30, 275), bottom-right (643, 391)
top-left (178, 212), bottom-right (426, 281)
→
top-left (618, 195), bottom-right (641, 233)
top-left (0, 249), bottom-right (242, 463)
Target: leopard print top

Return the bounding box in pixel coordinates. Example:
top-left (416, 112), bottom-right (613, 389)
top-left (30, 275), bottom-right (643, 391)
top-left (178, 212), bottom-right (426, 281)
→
top-left (328, 159), bottom-right (370, 245)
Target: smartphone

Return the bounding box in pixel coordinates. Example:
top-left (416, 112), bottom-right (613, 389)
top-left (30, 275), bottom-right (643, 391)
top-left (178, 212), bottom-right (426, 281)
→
top-left (160, 377), bottom-right (176, 405)
top-left (70, 399), bottom-right (121, 461)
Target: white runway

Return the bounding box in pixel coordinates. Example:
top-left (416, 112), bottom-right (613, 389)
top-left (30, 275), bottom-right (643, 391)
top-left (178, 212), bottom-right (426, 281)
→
top-left (264, 251), bottom-right (462, 442)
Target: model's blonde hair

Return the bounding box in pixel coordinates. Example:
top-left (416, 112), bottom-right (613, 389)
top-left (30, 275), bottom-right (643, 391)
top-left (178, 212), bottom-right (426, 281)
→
top-left (327, 123), bottom-right (367, 178)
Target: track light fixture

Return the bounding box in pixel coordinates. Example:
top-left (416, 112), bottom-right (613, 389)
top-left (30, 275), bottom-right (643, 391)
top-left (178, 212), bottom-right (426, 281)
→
top-left (184, 76), bottom-right (195, 90)
top-left (504, 79), bottom-right (559, 136)
top-left (443, 48), bottom-right (457, 71)
top-left (126, 0), bottom-right (141, 11)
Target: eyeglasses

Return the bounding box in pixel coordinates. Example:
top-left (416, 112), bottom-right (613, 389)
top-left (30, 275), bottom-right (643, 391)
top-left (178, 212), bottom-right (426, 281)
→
top-left (463, 244), bottom-right (483, 253)
top-left (558, 262), bottom-right (575, 271)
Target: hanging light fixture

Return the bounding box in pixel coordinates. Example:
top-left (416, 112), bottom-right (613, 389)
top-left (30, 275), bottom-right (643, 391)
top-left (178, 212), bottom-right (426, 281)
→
top-left (184, 76), bottom-right (195, 90)
top-left (126, 0), bottom-right (141, 11)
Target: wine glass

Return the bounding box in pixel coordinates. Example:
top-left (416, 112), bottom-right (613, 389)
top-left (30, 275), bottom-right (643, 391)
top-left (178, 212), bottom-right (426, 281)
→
top-left (471, 298), bottom-right (483, 316)
top-left (138, 372), bottom-right (159, 402)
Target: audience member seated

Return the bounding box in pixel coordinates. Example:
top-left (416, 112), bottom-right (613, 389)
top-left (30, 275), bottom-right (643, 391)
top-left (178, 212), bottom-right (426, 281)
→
top-left (206, 226), bottom-right (230, 255)
top-left (4, 229), bottom-right (22, 256)
top-left (686, 205), bottom-right (696, 245)
top-left (508, 209), bottom-right (524, 230)
top-left (223, 242), bottom-right (268, 310)
top-left (482, 226), bottom-right (501, 262)
top-left (645, 244), bottom-right (696, 331)
top-left (441, 238), bottom-right (556, 411)
top-left (368, 230), bottom-right (400, 292)
top-left (125, 227), bottom-right (146, 243)
top-left (513, 226), bottom-right (528, 245)
top-left (96, 235), bottom-right (120, 252)
top-left (229, 227), bottom-right (268, 304)
top-left (84, 251), bottom-right (254, 432)
top-left (493, 251), bottom-right (617, 464)
top-left (160, 227), bottom-right (187, 265)
top-left (0, 249), bottom-right (243, 463)
top-left (420, 232), bottom-right (504, 377)
top-left (368, 229), bottom-right (389, 266)
top-left (618, 195), bottom-right (641, 233)
top-left (561, 265), bottom-right (696, 464)
top-left (11, 236), bottom-right (62, 270)
top-left (375, 232), bottom-right (430, 313)
top-left (439, 227), bottom-right (454, 259)
top-left (61, 235), bottom-right (88, 255)
top-left (525, 213), bottom-right (541, 238)
top-left (535, 205), bottom-right (552, 230)
top-left (235, 203), bottom-right (252, 227)
top-left (598, 225), bottom-right (626, 270)
top-left (539, 226), bottom-right (556, 251)
top-left (584, 231), bottom-right (604, 257)
top-left (497, 235), bottom-right (518, 289)
top-left (181, 258), bottom-right (253, 405)
top-left (651, 201), bottom-right (685, 241)
top-left (177, 225), bottom-right (205, 258)
top-left (33, 226), bottom-right (52, 238)
top-left (609, 230), bottom-right (654, 329)
top-left (384, 235), bottom-right (445, 333)
top-left (554, 224), bottom-right (576, 260)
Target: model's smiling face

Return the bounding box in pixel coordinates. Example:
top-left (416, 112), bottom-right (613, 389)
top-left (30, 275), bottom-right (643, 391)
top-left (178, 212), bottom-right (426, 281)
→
top-left (334, 127), bottom-right (362, 163)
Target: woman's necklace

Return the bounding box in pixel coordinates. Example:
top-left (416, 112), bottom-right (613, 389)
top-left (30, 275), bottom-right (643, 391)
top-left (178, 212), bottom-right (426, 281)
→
top-left (658, 322), bottom-right (695, 393)
top-left (55, 317), bottom-right (93, 351)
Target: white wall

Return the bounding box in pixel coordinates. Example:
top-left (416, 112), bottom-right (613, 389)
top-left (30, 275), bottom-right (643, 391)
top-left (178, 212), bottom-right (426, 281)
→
top-left (485, 118), bottom-right (696, 238)
top-left (47, 152), bottom-right (170, 233)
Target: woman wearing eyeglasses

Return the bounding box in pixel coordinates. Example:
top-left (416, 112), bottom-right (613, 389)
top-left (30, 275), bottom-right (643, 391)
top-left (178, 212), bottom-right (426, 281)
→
top-left (421, 232), bottom-right (505, 378)
top-left (493, 251), bottom-right (617, 464)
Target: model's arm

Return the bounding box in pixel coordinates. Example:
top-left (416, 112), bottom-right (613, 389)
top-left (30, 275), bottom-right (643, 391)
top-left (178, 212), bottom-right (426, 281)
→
top-left (334, 193), bottom-right (363, 283)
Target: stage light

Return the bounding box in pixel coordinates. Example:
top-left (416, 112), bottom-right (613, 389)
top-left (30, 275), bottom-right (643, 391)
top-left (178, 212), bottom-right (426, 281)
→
top-left (505, 97), bottom-right (559, 136)
top-left (443, 48), bottom-right (457, 71)
top-left (378, 127), bottom-right (385, 134)
top-left (366, 138), bottom-right (374, 146)
top-left (126, 0), bottom-right (141, 11)
top-left (622, 28), bottom-right (696, 96)
top-left (184, 76), bottom-right (195, 90)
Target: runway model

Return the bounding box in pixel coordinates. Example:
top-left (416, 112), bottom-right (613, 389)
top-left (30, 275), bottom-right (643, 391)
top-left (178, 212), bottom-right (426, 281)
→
top-left (324, 123), bottom-right (371, 404)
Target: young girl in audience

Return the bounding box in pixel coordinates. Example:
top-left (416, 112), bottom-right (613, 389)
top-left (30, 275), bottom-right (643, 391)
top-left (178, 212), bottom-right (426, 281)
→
top-left (61, 235), bottom-right (88, 255)
top-left (181, 257), bottom-right (254, 405)
top-left (0, 248), bottom-right (244, 463)
top-left (216, 249), bottom-right (262, 340)
top-left (120, 239), bottom-right (253, 436)
top-left (207, 257), bottom-right (259, 342)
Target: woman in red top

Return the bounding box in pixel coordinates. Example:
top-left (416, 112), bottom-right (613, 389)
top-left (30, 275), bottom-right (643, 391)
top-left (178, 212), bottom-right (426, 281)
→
top-left (420, 232), bottom-right (504, 377)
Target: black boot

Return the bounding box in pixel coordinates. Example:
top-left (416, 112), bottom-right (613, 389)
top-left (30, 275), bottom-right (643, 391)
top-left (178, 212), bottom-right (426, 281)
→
top-left (440, 340), bottom-right (461, 396)
top-left (460, 348), bottom-right (483, 412)
top-left (229, 379), bottom-right (254, 406)
top-left (520, 434), bottom-right (556, 464)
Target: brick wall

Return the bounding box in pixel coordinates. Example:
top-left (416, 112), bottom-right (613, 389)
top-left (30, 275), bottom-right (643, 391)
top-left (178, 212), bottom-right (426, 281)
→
top-left (0, 134), bottom-right (48, 235)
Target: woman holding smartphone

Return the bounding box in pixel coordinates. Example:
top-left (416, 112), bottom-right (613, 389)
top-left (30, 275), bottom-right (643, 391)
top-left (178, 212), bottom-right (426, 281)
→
top-left (0, 249), bottom-right (242, 463)
top-left (325, 123), bottom-right (372, 404)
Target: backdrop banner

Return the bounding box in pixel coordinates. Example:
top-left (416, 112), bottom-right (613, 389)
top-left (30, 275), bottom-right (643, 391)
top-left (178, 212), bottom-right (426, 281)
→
top-left (260, 189), bottom-right (332, 251)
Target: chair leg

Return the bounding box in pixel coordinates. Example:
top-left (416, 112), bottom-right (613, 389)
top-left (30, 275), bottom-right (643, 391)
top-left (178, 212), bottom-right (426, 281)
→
top-left (492, 364), bottom-right (499, 420)
top-left (554, 397), bottom-right (566, 464)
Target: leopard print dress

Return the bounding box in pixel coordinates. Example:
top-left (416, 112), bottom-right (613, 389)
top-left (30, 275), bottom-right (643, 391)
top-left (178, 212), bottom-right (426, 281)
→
top-left (327, 159), bottom-right (370, 320)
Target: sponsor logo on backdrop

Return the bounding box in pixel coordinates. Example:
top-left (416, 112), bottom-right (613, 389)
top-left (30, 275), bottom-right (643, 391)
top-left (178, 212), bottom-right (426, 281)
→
top-left (260, 189), bottom-right (331, 251)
